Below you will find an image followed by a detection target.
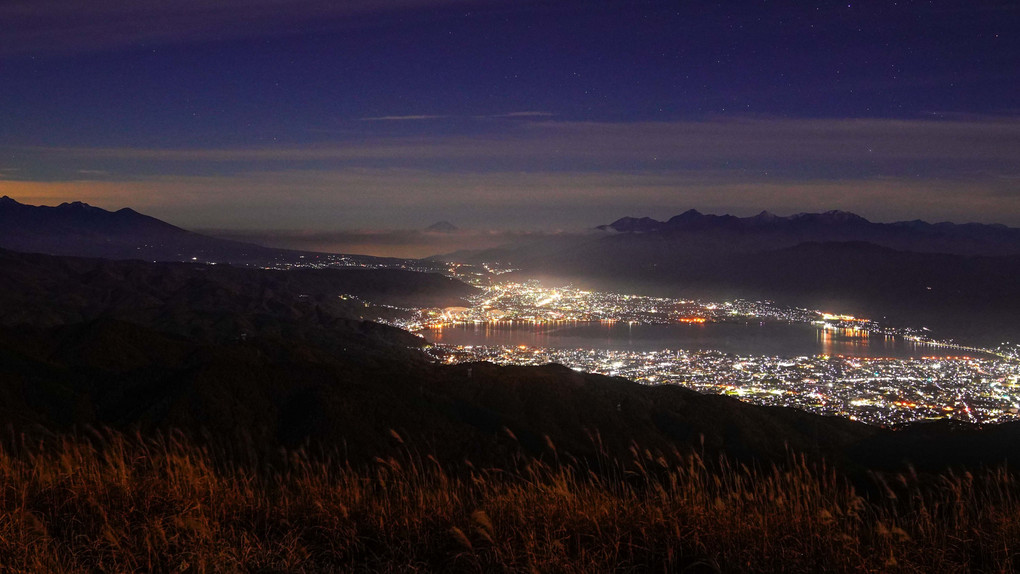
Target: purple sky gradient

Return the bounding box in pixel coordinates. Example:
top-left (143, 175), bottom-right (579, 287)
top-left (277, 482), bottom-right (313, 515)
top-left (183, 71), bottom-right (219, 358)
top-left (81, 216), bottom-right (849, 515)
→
top-left (2, 1), bottom-right (1018, 246)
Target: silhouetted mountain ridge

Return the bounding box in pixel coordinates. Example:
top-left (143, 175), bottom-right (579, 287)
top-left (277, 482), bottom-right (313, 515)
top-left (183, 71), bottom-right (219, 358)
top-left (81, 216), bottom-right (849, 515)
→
top-left (0, 196), bottom-right (408, 266)
top-left (0, 247), bottom-right (474, 351)
top-left (503, 238), bottom-right (1020, 344)
top-left (426, 220), bottom-right (459, 232)
top-left (596, 209), bottom-right (1020, 255)
top-left (2, 203), bottom-right (1019, 476)
top-left (446, 210), bottom-right (1020, 343)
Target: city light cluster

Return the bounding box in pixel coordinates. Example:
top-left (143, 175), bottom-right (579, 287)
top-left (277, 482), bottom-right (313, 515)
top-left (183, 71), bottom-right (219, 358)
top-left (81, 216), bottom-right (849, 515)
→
top-left (397, 280), bottom-right (986, 355)
top-left (430, 344), bottom-right (1020, 427)
top-left (402, 280), bottom-right (812, 329)
top-left (308, 265), bottom-right (1019, 428)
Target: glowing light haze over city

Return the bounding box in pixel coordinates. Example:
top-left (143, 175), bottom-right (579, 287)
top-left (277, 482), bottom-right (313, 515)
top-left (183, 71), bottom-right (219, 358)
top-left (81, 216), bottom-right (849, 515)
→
top-left (2, 1), bottom-right (1018, 254)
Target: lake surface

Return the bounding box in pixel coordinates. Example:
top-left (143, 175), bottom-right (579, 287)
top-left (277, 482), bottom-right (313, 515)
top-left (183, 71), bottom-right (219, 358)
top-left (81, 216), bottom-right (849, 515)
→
top-left (423, 321), bottom-right (971, 358)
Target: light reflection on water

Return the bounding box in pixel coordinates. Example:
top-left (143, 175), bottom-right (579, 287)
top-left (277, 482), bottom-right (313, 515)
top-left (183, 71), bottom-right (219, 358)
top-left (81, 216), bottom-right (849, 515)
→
top-left (424, 321), bottom-right (959, 358)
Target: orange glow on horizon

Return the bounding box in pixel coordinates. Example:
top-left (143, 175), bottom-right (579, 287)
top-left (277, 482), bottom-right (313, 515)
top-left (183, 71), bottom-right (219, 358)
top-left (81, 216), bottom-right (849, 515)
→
top-left (0, 181), bottom-right (150, 209)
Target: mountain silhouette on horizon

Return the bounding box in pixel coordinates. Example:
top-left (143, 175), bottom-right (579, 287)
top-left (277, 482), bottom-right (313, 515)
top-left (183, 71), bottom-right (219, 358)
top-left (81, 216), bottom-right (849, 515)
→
top-left (451, 209), bottom-right (1020, 344)
top-left (0, 196), bottom-right (408, 266)
top-left (596, 209), bottom-right (1020, 256)
top-left (0, 195), bottom-right (291, 263)
top-left (425, 220), bottom-right (459, 233)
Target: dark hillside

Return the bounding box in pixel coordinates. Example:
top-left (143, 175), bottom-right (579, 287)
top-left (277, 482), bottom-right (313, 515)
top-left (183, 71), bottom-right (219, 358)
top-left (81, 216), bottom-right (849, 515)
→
top-left (0, 247), bottom-right (473, 346)
top-left (0, 249), bottom-right (1017, 479)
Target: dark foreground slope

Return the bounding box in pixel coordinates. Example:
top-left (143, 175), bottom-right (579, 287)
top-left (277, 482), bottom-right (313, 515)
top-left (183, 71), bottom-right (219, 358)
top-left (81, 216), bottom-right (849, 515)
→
top-left (0, 247), bottom-right (473, 340)
top-left (1, 249), bottom-right (1019, 477)
top-left (0, 319), bottom-right (873, 471)
top-left (2, 316), bottom-right (1017, 570)
top-left (6, 425), bottom-right (1018, 573)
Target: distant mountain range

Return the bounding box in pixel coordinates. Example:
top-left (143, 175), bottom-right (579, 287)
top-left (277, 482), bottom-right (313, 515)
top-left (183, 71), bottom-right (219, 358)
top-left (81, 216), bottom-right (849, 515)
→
top-left (455, 210), bottom-right (1020, 343)
top-left (0, 196), bottom-right (279, 263)
top-left (1, 200), bottom-right (1019, 479)
top-left (425, 220), bottom-right (459, 233)
top-left (5, 197), bottom-right (1020, 342)
top-left (0, 196), bottom-right (410, 267)
top-left (596, 209), bottom-right (1020, 256)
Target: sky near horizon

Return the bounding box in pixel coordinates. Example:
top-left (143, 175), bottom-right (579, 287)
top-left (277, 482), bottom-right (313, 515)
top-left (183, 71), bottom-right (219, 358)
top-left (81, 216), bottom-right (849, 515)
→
top-left (2, 1), bottom-right (1019, 236)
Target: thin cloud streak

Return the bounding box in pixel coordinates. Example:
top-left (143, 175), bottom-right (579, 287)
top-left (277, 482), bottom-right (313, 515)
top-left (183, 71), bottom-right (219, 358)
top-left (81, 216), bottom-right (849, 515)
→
top-left (5, 116), bottom-right (1019, 232)
top-left (20, 117), bottom-right (1020, 166)
top-left (3, 167), bottom-right (1018, 231)
top-left (0, 0), bottom-right (500, 57)
top-left (492, 112), bottom-right (556, 118)
top-left (203, 228), bottom-right (561, 259)
top-left (359, 115), bottom-right (449, 122)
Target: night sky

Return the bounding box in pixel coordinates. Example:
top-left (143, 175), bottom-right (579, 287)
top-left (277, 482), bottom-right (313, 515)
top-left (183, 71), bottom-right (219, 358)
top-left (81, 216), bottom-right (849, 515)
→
top-left (2, 1), bottom-right (1018, 244)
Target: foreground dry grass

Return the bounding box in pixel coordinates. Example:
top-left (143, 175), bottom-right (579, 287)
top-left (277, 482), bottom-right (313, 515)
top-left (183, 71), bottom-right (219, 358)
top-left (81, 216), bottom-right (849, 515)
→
top-left (0, 429), bottom-right (1017, 573)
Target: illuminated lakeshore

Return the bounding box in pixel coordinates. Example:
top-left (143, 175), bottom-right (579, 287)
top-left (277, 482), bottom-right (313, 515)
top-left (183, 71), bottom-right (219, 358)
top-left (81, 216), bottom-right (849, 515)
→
top-left (395, 280), bottom-right (990, 357)
top-left (344, 273), bottom-right (1020, 426)
top-left (379, 279), bottom-right (1020, 427)
top-left (430, 344), bottom-right (1020, 427)
top-left (423, 320), bottom-right (966, 359)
